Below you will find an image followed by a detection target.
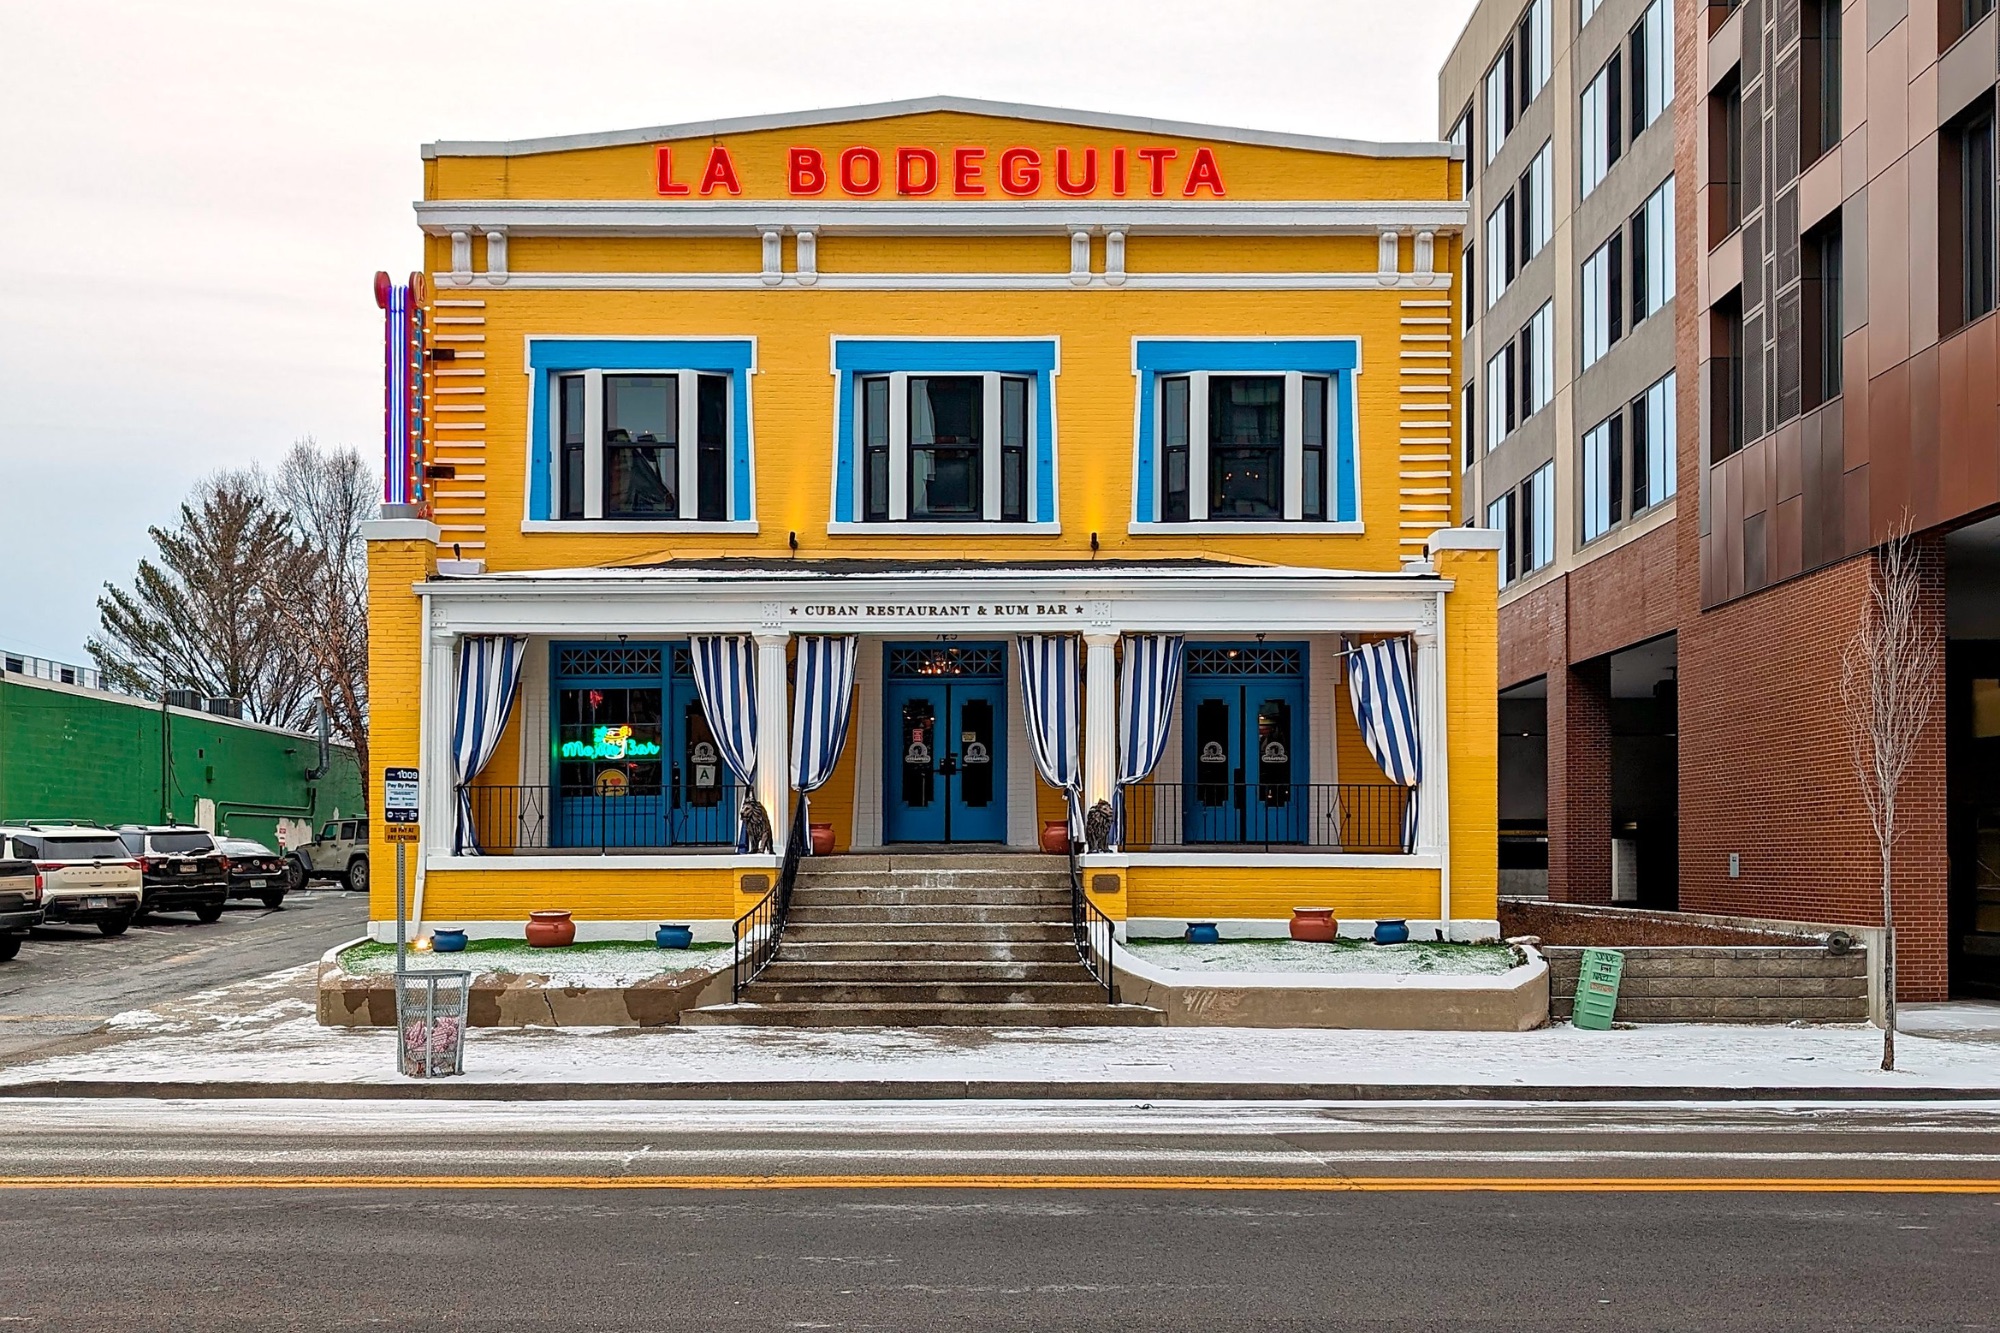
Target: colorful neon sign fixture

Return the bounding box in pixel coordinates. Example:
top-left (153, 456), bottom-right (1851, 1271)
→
top-left (655, 142), bottom-right (1227, 199)
top-left (560, 725), bottom-right (663, 761)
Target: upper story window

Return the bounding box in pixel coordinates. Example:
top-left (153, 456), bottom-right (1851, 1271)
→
top-left (1522, 141), bottom-right (1554, 262)
top-left (832, 338), bottom-right (1057, 530)
top-left (1520, 0), bottom-right (1552, 104)
top-left (1583, 369), bottom-right (1677, 543)
top-left (1132, 339), bottom-right (1360, 530)
top-left (1580, 0), bottom-right (1603, 27)
top-left (1486, 194), bottom-right (1518, 306)
top-left (1629, 0), bottom-right (1674, 139)
top-left (1450, 109), bottom-right (1473, 197)
top-left (1802, 0), bottom-right (1840, 165)
top-left (1630, 175), bottom-right (1677, 324)
top-left (1484, 0), bottom-right (1550, 165)
top-left (526, 338), bottom-right (757, 530)
top-left (1487, 492), bottom-right (1517, 584)
top-left (1581, 233), bottom-right (1624, 368)
top-left (1486, 49), bottom-right (1516, 163)
top-left (855, 372), bottom-right (1032, 523)
top-left (1581, 53), bottom-right (1624, 198)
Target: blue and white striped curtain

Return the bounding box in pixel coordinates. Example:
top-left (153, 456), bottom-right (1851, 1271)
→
top-left (1114, 633), bottom-right (1184, 847)
top-left (790, 635), bottom-right (859, 852)
top-left (1345, 636), bottom-right (1423, 849)
top-left (689, 635), bottom-right (759, 847)
top-left (452, 635), bottom-right (528, 855)
top-left (1016, 634), bottom-right (1082, 834)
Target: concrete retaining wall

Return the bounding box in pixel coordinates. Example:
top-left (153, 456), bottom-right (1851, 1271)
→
top-left (1112, 946), bottom-right (1551, 1031)
top-left (1543, 945), bottom-right (1870, 1023)
top-left (315, 949), bottom-right (734, 1028)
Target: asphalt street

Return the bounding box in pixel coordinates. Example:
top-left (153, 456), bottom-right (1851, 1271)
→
top-left (0, 1099), bottom-right (1997, 1329)
top-left (0, 887), bottom-right (367, 1063)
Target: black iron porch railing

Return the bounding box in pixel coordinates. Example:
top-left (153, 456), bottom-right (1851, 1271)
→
top-left (1119, 782), bottom-right (1413, 853)
top-left (453, 783), bottom-right (741, 853)
top-left (1068, 836), bottom-right (1117, 1003)
top-left (733, 801), bottom-right (807, 1001)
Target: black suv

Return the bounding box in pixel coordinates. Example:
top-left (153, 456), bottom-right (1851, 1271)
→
top-left (114, 826), bottom-right (231, 922)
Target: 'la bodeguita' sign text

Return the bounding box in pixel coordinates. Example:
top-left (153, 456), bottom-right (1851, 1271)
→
top-left (658, 144), bottom-right (1227, 200)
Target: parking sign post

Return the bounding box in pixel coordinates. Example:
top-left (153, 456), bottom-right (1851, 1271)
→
top-left (382, 767), bottom-right (420, 974)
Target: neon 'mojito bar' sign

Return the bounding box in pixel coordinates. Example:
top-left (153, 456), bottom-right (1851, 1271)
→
top-left (372, 270), bottom-right (428, 509)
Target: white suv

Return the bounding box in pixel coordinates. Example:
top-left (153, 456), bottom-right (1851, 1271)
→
top-left (0, 824), bottom-right (144, 936)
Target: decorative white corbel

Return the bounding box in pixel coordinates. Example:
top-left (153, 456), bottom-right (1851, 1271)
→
top-left (1104, 231), bottom-right (1127, 286)
top-left (1377, 231), bottom-right (1400, 285)
top-left (449, 230), bottom-right (472, 286)
top-left (1413, 231), bottom-right (1434, 284)
top-left (761, 230), bottom-right (783, 286)
top-left (484, 230), bottom-right (508, 286)
top-left (795, 230), bottom-right (817, 286)
top-left (1070, 230), bottom-right (1093, 286)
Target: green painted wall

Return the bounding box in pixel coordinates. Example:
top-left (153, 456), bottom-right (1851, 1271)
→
top-left (0, 676), bottom-right (364, 850)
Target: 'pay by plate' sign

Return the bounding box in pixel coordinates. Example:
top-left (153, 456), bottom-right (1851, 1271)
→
top-left (383, 768), bottom-right (419, 824)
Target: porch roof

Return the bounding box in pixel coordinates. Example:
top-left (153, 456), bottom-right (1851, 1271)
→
top-left (430, 555), bottom-right (1444, 585)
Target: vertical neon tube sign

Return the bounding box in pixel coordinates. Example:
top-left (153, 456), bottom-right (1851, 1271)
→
top-left (372, 270), bottom-right (429, 511)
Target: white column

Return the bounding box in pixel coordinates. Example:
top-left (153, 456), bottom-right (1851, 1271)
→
top-left (754, 631), bottom-right (791, 853)
top-left (1082, 632), bottom-right (1119, 818)
top-left (1413, 621), bottom-right (1451, 923)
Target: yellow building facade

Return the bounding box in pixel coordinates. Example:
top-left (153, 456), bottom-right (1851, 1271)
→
top-left (362, 98), bottom-right (1497, 947)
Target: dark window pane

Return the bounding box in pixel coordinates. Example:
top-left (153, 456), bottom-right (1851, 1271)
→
top-left (900, 699), bottom-right (936, 807)
top-left (696, 374), bottom-right (727, 522)
top-left (862, 376), bottom-right (890, 522)
top-left (557, 685), bottom-right (664, 796)
top-left (1001, 376), bottom-right (1028, 522)
top-left (959, 695), bottom-right (994, 807)
top-left (1257, 697), bottom-right (1293, 803)
top-left (604, 375), bottom-right (677, 518)
top-left (559, 375), bottom-right (585, 520)
top-left (1302, 375), bottom-right (1328, 521)
top-left (1208, 375), bottom-right (1284, 520)
top-left (910, 377), bottom-right (983, 519)
top-left (1162, 375), bottom-right (1190, 521)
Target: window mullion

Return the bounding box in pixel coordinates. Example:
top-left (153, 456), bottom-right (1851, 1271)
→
top-left (1188, 374), bottom-right (1210, 521)
top-left (583, 369), bottom-right (604, 520)
top-left (888, 371), bottom-right (909, 521)
top-left (1283, 370), bottom-right (1304, 520)
top-left (982, 373), bottom-right (1003, 522)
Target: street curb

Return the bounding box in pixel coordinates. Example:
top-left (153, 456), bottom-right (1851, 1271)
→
top-left (1, 1080), bottom-right (1996, 1102)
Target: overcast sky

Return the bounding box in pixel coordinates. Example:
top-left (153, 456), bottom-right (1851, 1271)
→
top-left (0, 0), bottom-right (1476, 663)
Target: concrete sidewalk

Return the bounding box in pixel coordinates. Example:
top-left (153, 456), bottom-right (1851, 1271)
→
top-left (4, 966), bottom-right (2000, 1101)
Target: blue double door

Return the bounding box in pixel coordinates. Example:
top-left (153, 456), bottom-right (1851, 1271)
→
top-left (1182, 644), bottom-right (1307, 844)
top-left (883, 642), bottom-right (1008, 844)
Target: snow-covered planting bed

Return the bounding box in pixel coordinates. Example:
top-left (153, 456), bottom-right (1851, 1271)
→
top-left (336, 940), bottom-right (728, 990)
top-left (1126, 938), bottom-right (1517, 978)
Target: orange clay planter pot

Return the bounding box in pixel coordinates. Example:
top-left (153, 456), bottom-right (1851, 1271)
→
top-left (809, 823), bottom-right (836, 856)
top-left (525, 910), bottom-right (576, 948)
top-left (1041, 821), bottom-right (1072, 855)
top-left (1290, 907), bottom-right (1338, 943)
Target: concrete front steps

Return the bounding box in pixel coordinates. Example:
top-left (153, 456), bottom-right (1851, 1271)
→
top-left (682, 851), bottom-right (1164, 1028)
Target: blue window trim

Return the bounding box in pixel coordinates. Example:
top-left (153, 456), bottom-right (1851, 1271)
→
top-left (830, 338), bottom-right (1060, 525)
top-left (526, 338), bottom-right (758, 522)
top-left (1130, 338), bottom-right (1361, 525)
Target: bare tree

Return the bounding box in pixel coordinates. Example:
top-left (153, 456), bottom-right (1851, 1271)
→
top-left (1839, 526), bottom-right (1942, 1072)
top-left (89, 473), bottom-right (312, 726)
top-left (261, 440), bottom-right (374, 781)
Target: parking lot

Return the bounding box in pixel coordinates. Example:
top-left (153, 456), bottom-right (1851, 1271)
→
top-left (0, 887), bottom-right (368, 1065)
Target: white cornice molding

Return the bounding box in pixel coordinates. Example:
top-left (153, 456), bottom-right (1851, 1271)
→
top-left (412, 199), bottom-right (1468, 237)
top-left (421, 95), bottom-right (1460, 162)
top-left (436, 270), bottom-right (1457, 292)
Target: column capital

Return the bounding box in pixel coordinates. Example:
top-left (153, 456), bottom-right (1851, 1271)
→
top-left (753, 630), bottom-right (790, 650)
top-left (1083, 631), bottom-right (1121, 650)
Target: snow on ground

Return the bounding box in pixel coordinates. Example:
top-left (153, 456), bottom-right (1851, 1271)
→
top-left (4, 966), bottom-right (2000, 1092)
top-left (1126, 938), bottom-right (1516, 977)
top-left (337, 940), bottom-right (729, 989)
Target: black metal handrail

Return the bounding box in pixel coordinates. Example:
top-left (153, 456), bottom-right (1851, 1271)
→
top-left (1069, 836), bottom-right (1117, 1004)
top-left (454, 783), bottom-right (739, 853)
top-left (1120, 782), bottom-right (1413, 853)
top-left (733, 801), bottom-right (807, 1002)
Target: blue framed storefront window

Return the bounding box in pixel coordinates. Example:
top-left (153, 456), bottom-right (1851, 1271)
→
top-left (881, 641), bottom-right (1009, 844)
top-left (1180, 641), bottom-right (1309, 844)
top-left (550, 641), bottom-right (735, 848)
top-left (830, 338), bottom-right (1059, 527)
top-left (526, 338), bottom-right (757, 523)
top-left (1131, 339), bottom-right (1360, 525)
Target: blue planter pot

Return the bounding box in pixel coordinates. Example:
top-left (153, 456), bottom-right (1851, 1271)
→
top-left (432, 928), bottom-right (468, 954)
top-left (1184, 922), bottom-right (1221, 944)
top-left (1372, 919), bottom-right (1410, 945)
top-left (655, 923), bottom-right (694, 950)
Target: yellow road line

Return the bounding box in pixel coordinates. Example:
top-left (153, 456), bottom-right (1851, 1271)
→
top-left (1, 1173), bottom-right (1998, 1194)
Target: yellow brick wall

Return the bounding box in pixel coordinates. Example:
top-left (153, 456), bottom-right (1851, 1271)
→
top-left (416, 865), bottom-right (742, 924)
top-left (364, 537), bottom-right (434, 923)
top-left (1123, 865), bottom-right (1442, 924)
top-left (1438, 544), bottom-right (1500, 924)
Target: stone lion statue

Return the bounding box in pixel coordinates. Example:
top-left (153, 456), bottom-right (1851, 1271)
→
top-left (1084, 799), bottom-right (1115, 854)
top-left (739, 797), bottom-right (773, 854)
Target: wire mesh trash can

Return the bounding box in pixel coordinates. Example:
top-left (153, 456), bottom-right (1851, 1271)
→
top-left (396, 969), bottom-right (471, 1077)
top-left (1571, 948), bottom-right (1625, 1031)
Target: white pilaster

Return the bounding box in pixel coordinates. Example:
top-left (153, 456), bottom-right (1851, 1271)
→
top-left (754, 631), bottom-right (791, 851)
top-left (1413, 617), bottom-right (1450, 923)
top-left (850, 638), bottom-right (884, 849)
top-left (1083, 631), bottom-right (1119, 816)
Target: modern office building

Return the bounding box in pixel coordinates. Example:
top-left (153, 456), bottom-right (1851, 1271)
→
top-left (360, 98), bottom-right (1501, 973)
top-left (1443, 0), bottom-right (1685, 909)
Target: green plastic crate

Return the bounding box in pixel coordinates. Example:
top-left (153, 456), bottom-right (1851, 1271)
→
top-left (1571, 947), bottom-right (1625, 1030)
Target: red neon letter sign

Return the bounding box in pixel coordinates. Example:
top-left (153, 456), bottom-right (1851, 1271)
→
top-left (1181, 146), bottom-right (1225, 196)
top-left (1054, 147), bottom-right (1097, 196)
top-left (999, 147), bottom-right (1041, 195)
top-left (788, 147), bottom-right (827, 194)
top-left (840, 146), bottom-right (882, 194)
top-left (952, 147), bottom-right (987, 195)
top-left (1135, 147), bottom-right (1177, 196)
top-left (698, 145), bottom-right (741, 195)
top-left (897, 147), bottom-right (939, 195)
top-left (655, 146), bottom-right (692, 196)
